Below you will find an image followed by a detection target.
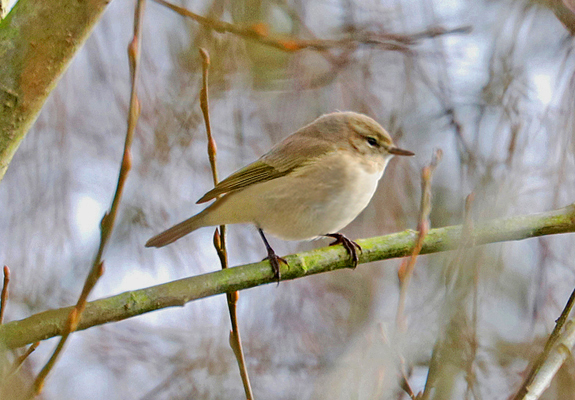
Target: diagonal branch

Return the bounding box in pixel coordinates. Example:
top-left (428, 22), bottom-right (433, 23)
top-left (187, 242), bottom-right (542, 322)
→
top-left (30, 1), bottom-right (145, 394)
top-left (513, 318), bottom-right (575, 400)
top-left (0, 204), bottom-right (573, 350)
top-left (512, 286), bottom-right (575, 399)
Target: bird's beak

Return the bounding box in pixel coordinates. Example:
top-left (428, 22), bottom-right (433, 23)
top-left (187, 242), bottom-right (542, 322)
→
top-left (388, 147), bottom-right (415, 156)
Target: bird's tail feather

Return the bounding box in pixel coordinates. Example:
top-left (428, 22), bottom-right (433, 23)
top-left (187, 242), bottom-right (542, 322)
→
top-left (145, 213), bottom-right (206, 248)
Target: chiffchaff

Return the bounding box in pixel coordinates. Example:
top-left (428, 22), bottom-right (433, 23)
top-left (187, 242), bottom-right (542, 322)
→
top-left (146, 111), bottom-right (413, 280)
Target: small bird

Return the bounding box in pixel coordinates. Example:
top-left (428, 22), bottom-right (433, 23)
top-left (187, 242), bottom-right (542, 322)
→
top-left (146, 111), bottom-right (413, 280)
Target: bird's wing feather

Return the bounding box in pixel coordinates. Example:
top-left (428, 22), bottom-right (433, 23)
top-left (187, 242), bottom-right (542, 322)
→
top-left (196, 134), bottom-right (337, 204)
top-left (196, 160), bottom-right (288, 203)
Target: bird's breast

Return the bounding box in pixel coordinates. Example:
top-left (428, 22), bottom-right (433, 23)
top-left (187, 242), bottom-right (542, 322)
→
top-left (247, 151), bottom-right (388, 240)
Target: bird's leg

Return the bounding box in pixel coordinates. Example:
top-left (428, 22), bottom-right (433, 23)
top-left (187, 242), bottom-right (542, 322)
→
top-left (325, 233), bottom-right (362, 268)
top-left (258, 228), bottom-right (288, 282)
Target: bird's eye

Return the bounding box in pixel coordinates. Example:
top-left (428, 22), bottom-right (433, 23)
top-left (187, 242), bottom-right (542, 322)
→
top-left (366, 137), bottom-right (378, 147)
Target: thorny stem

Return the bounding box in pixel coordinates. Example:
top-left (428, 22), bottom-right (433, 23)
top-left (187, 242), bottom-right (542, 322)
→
top-left (30, 1), bottom-right (145, 395)
top-left (198, 48), bottom-right (253, 400)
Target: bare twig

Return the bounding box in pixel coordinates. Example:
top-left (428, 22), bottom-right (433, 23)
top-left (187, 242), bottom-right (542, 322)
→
top-left (32, 263), bottom-right (104, 395)
top-left (198, 48), bottom-right (253, 399)
top-left (152, 0), bottom-right (468, 54)
top-left (199, 49), bottom-right (219, 187)
top-left (399, 370), bottom-right (417, 400)
top-left (7, 342), bottom-right (39, 378)
top-left (396, 149), bottom-right (443, 329)
top-left (30, 1), bottom-right (145, 395)
top-left (0, 341), bottom-right (39, 396)
top-left (0, 266), bottom-right (10, 324)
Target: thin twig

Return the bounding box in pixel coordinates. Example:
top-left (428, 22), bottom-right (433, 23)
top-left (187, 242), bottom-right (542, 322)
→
top-left (7, 342), bottom-right (40, 378)
top-left (152, 0), bottom-right (468, 54)
top-left (30, 1), bottom-right (145, 395)
top-left (0, 265), bottom-right (10, 324)
top-left (0, 341), bottom-right (39, 396)
top-left (198, 48), bottom-right (253, 399)
top-left (199, 49), bottom-right (219, 187)
top-left (396, 149), bottom-right (443, 329)
top-left (32, 263), bottom-right (104, 395)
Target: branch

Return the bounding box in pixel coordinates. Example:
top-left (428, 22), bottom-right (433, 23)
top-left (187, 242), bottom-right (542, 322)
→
top-left (396, 149), bottom-right (442, 329)
top-left (513, 318), bottom-right (575, 400)
top-left (198, 48), bottom-right (253, 399)
top-left (0, 0), bottom-right (110, 182)
top-left (152, 0), bottom-right (470, 53)
top-left (0, 204), bottom-right (573, 350)
top-left (512, 285), bottom-right (575, 399)
top-left (30, 1), bottom-right (145, 394)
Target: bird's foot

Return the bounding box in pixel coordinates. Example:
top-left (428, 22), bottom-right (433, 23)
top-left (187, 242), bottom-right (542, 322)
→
top-left (258, 228), bottom-right (288, 283)
top-left (263, 252), bottom-right (288, 283)
top-left (325, 233), bottom-right (362, 268)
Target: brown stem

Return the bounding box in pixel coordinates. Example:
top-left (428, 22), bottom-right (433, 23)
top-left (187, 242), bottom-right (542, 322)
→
top-left (30, 1), bottom-right (145, 395)
top-left (198, 48), bottom-right (253, 399)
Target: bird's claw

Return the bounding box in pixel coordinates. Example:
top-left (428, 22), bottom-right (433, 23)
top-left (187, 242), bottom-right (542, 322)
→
top-left (326, 233), bottom-right (362, 268)
top-left (258, 228), bottom-right (288, 284)
top-left (263, 253), bottom-right (288, 283)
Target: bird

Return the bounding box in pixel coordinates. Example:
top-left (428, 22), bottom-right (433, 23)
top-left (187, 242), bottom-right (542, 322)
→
top-left (146, 111), bottom-right (414, 281)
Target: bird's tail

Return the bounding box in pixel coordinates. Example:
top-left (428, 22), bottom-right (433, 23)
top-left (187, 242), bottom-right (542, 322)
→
top-left (145, 212), bottom-right (207, 248)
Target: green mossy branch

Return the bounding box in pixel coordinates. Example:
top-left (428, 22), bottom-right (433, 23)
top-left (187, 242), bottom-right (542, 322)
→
top-left (0, 0), bottom-right (110, 181)
top-left (0, 204), bottom-right (574, 349)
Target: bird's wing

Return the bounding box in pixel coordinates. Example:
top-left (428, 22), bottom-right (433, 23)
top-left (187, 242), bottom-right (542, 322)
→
top-left (196, 160), bottom-right (288, 203)
top-left (196, 134), bottom-right (336, 204)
